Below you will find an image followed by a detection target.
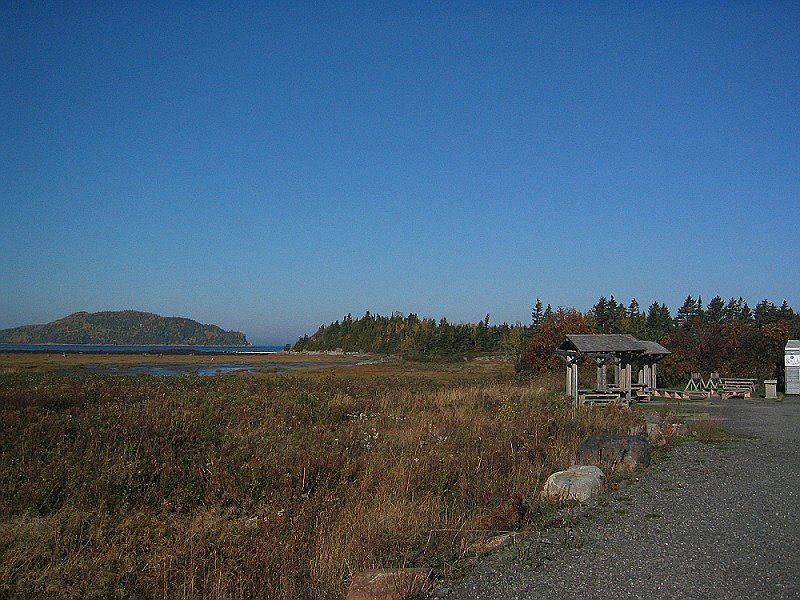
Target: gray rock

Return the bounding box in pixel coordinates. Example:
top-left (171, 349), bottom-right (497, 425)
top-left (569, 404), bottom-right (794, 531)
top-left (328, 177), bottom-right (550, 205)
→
top-left (569, 465), bottom-right (604, 479)
top-left (576, 434), bottom-right (650, 472)
top-left (541, 465), bottom-right (604, 502)
top-left (346, 568), bottom-right (432, 600)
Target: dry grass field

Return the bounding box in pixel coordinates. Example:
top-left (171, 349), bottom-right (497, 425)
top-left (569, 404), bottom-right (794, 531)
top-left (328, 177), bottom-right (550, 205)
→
top-left (0, 354), bottom-right (641, 599)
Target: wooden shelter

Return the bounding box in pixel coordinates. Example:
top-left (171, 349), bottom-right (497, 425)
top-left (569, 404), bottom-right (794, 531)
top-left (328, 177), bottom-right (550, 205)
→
top-left (556, 334), bottom-right (670, 407)
top-left (638, 340), bottom-right (670, 391)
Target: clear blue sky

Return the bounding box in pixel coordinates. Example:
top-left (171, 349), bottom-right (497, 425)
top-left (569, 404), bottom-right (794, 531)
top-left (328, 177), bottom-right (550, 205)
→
top-left (2, 2), bottom-right (799, 344)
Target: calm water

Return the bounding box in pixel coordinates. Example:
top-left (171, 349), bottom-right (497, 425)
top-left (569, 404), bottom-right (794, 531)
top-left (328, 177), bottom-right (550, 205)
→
top-left (82, 360), bottom-right (357, 377)
top-left (0, 344), bottom-right (285, 354)
top-left (84, 362), bottom-right (272, 376)
top-left (0, 343), bottom-right (363, 377)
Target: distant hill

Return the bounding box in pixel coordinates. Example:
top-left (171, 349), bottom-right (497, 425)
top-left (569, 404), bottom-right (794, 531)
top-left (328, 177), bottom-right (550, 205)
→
top-left (0, 311), bottom-right (249, 346)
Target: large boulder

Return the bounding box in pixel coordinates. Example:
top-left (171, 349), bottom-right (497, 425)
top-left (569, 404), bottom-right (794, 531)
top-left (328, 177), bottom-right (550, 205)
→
top-left (541, 465), bottom-right (605, 502)
top-left (576, 434), bottom-right (650, 472)
top-left (346, 568), bottom-right (432, 600)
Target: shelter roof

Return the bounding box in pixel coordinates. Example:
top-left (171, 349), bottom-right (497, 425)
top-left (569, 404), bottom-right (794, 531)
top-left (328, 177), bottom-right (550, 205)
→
top-left (640, 340), bottom-right (671, 356)
top-left (786, 340), bottom-right (800, 351)
top-left (558, 334), bottom-right (644, 355)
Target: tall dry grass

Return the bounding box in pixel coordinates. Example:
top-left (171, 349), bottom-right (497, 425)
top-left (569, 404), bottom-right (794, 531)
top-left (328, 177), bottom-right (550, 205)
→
top-left (0, 370), bottom-right (640, 598)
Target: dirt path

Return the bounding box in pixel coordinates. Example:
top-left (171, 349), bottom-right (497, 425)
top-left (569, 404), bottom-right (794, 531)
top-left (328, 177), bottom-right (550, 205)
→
top-left (437, 397), bottom-right (800, 599)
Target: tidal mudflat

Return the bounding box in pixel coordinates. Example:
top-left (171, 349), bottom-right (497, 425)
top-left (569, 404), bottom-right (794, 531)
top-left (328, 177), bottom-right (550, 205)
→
top-left (0, 351), bottom-right (363, 377)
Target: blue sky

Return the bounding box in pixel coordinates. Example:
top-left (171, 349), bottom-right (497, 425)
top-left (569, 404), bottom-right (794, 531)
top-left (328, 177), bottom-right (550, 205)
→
top-left (2, 2), bottom-right (799, 344)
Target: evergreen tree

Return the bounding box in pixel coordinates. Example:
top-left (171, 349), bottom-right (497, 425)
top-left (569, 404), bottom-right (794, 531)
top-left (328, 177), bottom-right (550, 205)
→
top-left (722, 298), bottom-right (736, 322)
top-left (591, 296), bottom-right (610, 332)
top-left (778, 300), bottom-right (795, 320)
top-left (543, 304), bottom-right (553, 321)
top-left (607, 296), bottom-right (624, 333)
top-left (754, 299), bottom-right (779, 326)
top-left (624, 298), bottom-right (647, 338)
top-left (706, 295), bottom-right (725, 323)
top-left (532, 298), bottom-right (545, 328)
top-left (737, 298), bottom-right (753, 321)
top-left (646, 302), bottom-right (673, 340)
top-left (675, 295), bottom-right (699, 328)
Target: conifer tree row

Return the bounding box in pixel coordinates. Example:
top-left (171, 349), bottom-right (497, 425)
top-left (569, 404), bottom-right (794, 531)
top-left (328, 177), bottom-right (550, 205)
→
top-left (294, 295), bottom-right (800, 382)
top-left (293, 312), bottom-right (518, 355)
top-left (517, 295), bottom-right (799, 384)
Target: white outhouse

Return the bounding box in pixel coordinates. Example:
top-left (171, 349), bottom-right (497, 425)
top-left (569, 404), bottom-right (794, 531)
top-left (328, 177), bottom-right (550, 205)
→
top-left (786, 340), bottom-right (800, 395)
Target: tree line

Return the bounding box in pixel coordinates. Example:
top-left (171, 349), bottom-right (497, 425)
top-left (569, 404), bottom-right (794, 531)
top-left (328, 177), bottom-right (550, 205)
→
top-left (292, 311), bottom-right (514, 355)
top-left (293, 295), bottom-right (799, 382)
top-left (518, 295), bottom-right (799, 385)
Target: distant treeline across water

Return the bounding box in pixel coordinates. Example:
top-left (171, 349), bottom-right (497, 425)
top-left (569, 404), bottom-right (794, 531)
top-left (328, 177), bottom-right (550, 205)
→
top-left (0, 344), bottom-right (285, 355)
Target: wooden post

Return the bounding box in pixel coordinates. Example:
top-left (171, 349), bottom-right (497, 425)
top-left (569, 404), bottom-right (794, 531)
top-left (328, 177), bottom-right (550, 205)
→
top-left (572, 362), bottom-right (579, 408)
top-left (624, 357), bottom-right (632, 403)
top-left (595, 359), bottom-right (608, 391)
top-left (566, 365), bottom-right (572, 396)
top-left (652, 363), bottom-right (658, 390)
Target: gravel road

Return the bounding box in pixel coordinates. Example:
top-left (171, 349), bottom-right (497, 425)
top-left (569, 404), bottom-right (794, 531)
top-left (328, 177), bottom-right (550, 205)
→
top-left (436, 396), bottom-right (800, 599)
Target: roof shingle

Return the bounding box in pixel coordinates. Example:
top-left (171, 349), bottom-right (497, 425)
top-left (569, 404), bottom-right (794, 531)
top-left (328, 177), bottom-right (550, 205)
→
top-left (557, 334), bottom-right (670, 356)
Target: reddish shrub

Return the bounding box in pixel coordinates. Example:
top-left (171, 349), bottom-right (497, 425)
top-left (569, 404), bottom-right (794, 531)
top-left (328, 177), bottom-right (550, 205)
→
top-left (518, 308), bottom-right (595, 375)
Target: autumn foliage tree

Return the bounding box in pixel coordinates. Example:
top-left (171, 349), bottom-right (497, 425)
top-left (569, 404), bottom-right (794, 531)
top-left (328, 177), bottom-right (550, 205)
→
top-left (517, 308), bottom-right (595, 375)
top-left (645, 297), bottom-right (798, 385)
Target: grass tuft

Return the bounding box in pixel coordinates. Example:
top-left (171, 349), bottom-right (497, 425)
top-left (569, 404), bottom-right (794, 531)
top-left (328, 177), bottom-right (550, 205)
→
top-left (687, 419), bottom-right (754, 443)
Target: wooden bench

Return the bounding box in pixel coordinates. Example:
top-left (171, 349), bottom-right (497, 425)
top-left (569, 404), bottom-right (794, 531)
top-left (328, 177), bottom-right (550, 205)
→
top-left (579, 390), bottom-right (628, 408)
top-left (719, 378), bottom-right (758, 399)
top-left (602, 384), bottom-right (651, 403)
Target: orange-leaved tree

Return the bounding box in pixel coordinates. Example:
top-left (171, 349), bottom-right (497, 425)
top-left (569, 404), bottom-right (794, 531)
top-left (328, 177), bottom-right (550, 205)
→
top-left (517, 308), bottom-right (595, 375)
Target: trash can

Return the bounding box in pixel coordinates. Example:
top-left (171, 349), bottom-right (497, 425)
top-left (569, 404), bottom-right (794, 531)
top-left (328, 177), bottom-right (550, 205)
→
top-left (764, 380), bottom-right (777, 399)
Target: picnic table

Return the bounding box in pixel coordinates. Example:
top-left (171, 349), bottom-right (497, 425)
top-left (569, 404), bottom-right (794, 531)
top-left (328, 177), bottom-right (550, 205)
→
top-left (607, 383), bottom-right (651, 403)
top-left (578, 389), bottom-right (629, 408)
top-left (719, 378), bottom-right (758, 399)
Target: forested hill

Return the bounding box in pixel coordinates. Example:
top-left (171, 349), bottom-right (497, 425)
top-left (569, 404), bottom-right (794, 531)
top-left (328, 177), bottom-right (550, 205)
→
top-left (0, 311), bottom-right (249, 346)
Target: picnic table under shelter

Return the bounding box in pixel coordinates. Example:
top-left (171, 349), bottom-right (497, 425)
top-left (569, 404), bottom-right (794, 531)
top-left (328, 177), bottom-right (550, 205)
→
top-left (555, 334), bottom-right (670, 407)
